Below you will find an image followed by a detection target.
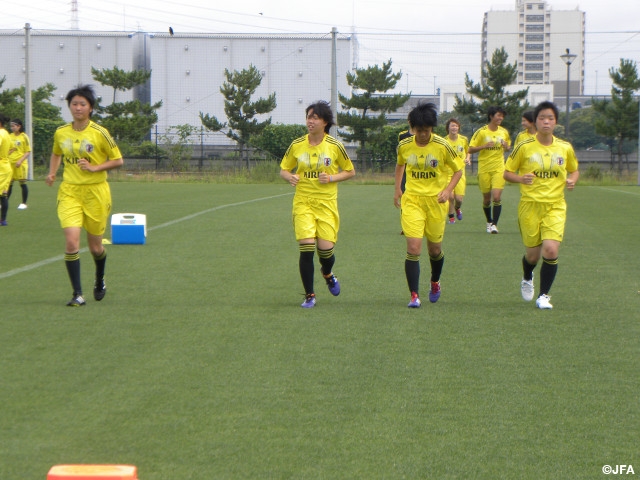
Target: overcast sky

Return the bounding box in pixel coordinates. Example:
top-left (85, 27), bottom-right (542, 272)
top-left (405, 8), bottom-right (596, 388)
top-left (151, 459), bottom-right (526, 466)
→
top-left (3, 0), bottom-right (639, 95)
top-left (4, 0), bottom-right (640, 34)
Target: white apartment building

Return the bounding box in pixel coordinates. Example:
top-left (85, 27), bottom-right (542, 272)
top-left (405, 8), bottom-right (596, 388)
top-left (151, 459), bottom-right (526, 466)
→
top-left (482, 0), bottom-right (585, 95)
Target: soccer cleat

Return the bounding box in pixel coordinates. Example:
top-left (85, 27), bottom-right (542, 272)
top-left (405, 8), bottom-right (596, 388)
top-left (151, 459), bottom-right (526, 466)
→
top-left (94, 278), bottom-right (107, 301)
top-left (448, 217), bottom-right (455, 224)
top-left (301, 293), bottom-right (316, 308)
top-left (408, 291), bottom-right (421, 308)
top-left (521, 275), bottom-right (534, 302)
top-left (17, 203), bottom-right (28, 210)
top-left (456, 208), bottom-right (463, 221)
top-left (0, 220), bottom-right (7, 226)
top-left (429, 281), bottom-right (441, 303)
top-left (486, 222), bottom-right (492, 233)
top-left (535, 294), bottom-right (553, 310)
top-left (66, 295), bottom-right (86, 307)
top-left (324, 272), bottom-right (340, 296)
top-left (490, 224), bottom-right (499, 234)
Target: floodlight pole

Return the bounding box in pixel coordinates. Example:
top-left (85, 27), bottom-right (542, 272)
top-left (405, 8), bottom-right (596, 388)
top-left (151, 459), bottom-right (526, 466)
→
top-left (560, 48), bottom-right (577, 140)
top-left (24, 23), bottom-right (33, 180)
top-left (330, 27), bottom-right (338, 139)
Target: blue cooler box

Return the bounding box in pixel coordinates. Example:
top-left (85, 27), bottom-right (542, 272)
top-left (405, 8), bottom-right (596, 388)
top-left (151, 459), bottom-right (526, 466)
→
top-left (111, 213), bottom-right (147, 245)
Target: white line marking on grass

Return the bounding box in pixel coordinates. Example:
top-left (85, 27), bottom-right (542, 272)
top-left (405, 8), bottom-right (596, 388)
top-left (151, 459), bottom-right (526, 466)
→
top-left (0, 192), bottom-right (292, 280)
top-left (596, 187), bottom-right (640, 196)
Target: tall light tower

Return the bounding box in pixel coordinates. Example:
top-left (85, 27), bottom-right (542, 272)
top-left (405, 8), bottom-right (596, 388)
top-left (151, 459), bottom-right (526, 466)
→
top-left (560, 48), bottom-right (577, 139)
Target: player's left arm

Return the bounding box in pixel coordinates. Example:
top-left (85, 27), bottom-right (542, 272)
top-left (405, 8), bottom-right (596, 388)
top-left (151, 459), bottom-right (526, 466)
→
top-left (566, 169), bottom-right (579, 190)
top-left (78, 157), bottom-right (123, 173)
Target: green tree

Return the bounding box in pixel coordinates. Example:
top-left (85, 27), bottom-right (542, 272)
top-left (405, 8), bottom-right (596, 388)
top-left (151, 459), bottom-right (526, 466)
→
top-left (159, 124), bottom-right (197, 172)
top-left (0, 79), bottom-right (64, 165)
top-left (592, 59), bottom-right (640, 172)
top-left (91, 66), bottom-right (161, 145)
top-left (91, 66), bottom-right (152, 103)
top-left (454, 47), bottom-right (529, 133)
top-left (337, 59), bottom-right (410, 169)
top-left (564, 107), bottom-right (609, 150)
top-left (250, 123), bottom-right (307, 161)
top-left (200, 64), bottom-right (277, 169)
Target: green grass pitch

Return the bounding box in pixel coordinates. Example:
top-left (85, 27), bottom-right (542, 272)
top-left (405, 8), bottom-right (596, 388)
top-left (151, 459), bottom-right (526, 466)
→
top-left (1, 181), bottom-right (639, 479)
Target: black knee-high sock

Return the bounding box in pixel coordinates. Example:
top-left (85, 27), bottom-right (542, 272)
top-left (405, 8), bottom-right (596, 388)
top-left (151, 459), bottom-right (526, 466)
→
top-left (522, 256), bottom-right (536, 281)
top-left (20, 183), bottom-right (28, 204)
top-left (299, 245), bottom-right (315, 295)
top-left (405, 253), bottom-right (420, 294)
top-left (429, 251), bottom-right (444, 283)
top-left (539, 257), bottom-right (558, 295)
top-left (93, 249), bottom-right (107, 280)
top-left (7, 183), bottom-right (13, 198)
top-left (0, 196), bottom-right (8, 221)
top-left (65, 252), bottom-right (82, 295)
top-left (483, 204), bottom-right (492, 223)
top-left (492, 201), bottom-right (502, 225)
top-left (317, 247), bottom-right (335, 278)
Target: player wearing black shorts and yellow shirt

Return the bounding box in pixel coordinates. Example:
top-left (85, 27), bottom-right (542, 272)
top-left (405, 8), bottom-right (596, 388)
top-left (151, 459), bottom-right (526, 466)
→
top-left (469, 106), bottom-right (511, 233)
top-left (395, 103), bottom-right (463, 308)
top-left (280, 101), bottom-right (355, 308)
top-left (504, 101), bottom-right (579, 310)
top-left (46, 85), bottom-right (124, 306)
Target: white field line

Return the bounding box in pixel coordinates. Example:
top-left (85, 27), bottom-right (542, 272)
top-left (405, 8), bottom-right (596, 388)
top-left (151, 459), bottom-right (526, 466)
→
top-left (0, 192), bottom-right (292, 280)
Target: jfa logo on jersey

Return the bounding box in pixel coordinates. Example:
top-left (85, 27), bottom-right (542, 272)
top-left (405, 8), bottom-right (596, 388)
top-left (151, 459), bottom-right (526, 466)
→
top-left (86, 144), bottom-right (95, 153)
top-left (429, 159), bottom-right (439, 168)
top-left (557, 157), bottom-right (564, 166)
top-left (323, 157), bottom-right (332, 167)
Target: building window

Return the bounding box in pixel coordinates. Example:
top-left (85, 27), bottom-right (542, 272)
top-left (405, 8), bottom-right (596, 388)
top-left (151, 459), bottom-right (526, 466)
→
top-left (525, 54), bottom-right (543, 61)
top-left (525, 43), bottom-right (544, 51)
top-left (526, 24), bottom-right (544, 32)
top-left (526, 15), bottom-right (544, 22)
top-left (525, 73), bottom-right (544, 81)
top-left (526, 34), bottom-right (544, 41)
top-left (525, 63), bottom-right (544, 71)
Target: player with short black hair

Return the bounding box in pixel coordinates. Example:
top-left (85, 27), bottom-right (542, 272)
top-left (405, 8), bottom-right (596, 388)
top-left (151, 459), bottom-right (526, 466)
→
top-left (280, 101), bottom-right (355, 308)
top-left (469, 105), bottom-right (511, 233)
top-left (394, 102), bottom-right (463, 308)
top-left (0, 114), bottom-right (12, 226)
top-left (513, 110), bottom-right (536, 148)
top-left (8, 118), bottom-right (31, 210)
top-left (504, 101), bottom-right (580, 309)
top-left (46, 84), bottom-right (124, 306)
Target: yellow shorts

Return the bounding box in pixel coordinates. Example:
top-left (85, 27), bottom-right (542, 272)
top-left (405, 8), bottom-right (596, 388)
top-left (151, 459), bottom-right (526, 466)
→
top-left (0, 161), bottom-right (11, 194)
top-left (401, 193), bottom-right (447, 243)
top-left (11, 161), bottom-right (28, 182)
top-left (448, 171), bottom-right (466, 197)
top-left (57, 181), bottom-right (112, 236)
top-left (478, 169), bottom-right (505, 193)
top-left (292, 195), bottom-right (339, 243)
top-left (518, 200), bottom-right (567, 247)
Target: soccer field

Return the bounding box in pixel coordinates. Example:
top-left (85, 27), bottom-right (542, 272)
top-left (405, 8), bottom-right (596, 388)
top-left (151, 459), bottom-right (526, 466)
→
top-left (1, 181), bottom-right (639, 479)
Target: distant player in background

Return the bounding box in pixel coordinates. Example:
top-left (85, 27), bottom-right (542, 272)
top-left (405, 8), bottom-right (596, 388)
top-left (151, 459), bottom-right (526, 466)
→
top-left (8, 119), bottom-right (31, 210)
top-left (444, 118), bottom-right (471, 224)
top-left (468, 106), bottom-right (511, 234)
top-left (504, 101), bottom-right (579, 310)
top-left (395, 102), bottom-right (463, 308)
top-left (513, 110), bottom-right (536, 148)
top-left (0, 114), bottom-right (12, 226)
top-left (280, 101), bottom-right (355, 308)
top-left (46, 85), bottom-right (124, 306)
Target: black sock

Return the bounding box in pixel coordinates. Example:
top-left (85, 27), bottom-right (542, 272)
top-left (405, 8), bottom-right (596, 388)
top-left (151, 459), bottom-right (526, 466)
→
top-left (492, 202), bottom-right (502, 225)
top-left (20, 183), bottom-right (28, 204)
top-left (65, 252), bottom-right (83, 295)
top-left (317, 247), bottom-right (335, 278)
top-left (483, 204), bottom-right (492, 223)
top-left (429, 251), bottom-right (444, 283)
top-left (405, 253), bottom-right (420, 294)
top-left (93, 249), bottom-right (107, 280)
top-left (522, 256), bottom-right (536, 282)
top-left (299, 245), bottom-right (315, 295)
top-left (0, 196), bottom-right (8, 221)
top-left (539, 257), bottom-right (558, 296)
